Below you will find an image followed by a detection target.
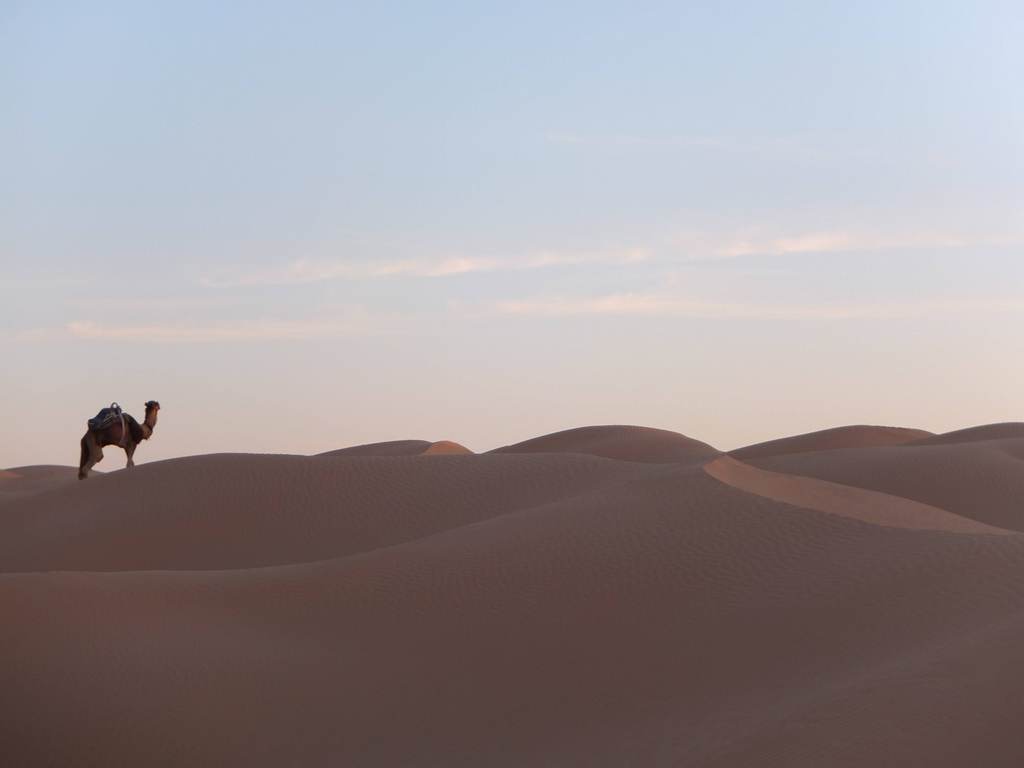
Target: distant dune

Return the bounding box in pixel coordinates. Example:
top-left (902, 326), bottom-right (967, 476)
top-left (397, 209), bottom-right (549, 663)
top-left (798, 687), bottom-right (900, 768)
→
top-left (705, 455), bottom-right (1011, 534)
top-left (908, 421), bottom-right (1024, 446)
top-left (749, 433), bottom-right (1024, 532)
top-left (730, 424), bottom-right (933, 460)
top-left (422, 440), bottom-right (473, 455)
top-left (491, 424), bottom-right (720, 464)
top-left (3, 424), bottom-right (1024, 766)
top-left (0, 464), bottom-right (84, 505)
top-left (318, 439), bottom-right (434, 456)
top-left (319, 439), bottom-right (473, 457)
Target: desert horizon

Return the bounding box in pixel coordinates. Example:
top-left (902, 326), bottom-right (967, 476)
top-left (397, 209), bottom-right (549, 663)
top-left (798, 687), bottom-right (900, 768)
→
top-left (5, 421), bottom-right (1024, 765)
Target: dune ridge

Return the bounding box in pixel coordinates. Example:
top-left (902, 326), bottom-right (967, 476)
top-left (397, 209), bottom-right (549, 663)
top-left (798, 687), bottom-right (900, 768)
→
top-left (0, 465), bottom-right (83, 505)
top-left (730, 425), bottom-right (933, 460)
top-left (908, 422), bottom-right (1024, 446)
top-left (318, 439), bottom-right (433, 457)
top-left (422, 440), bottom-right (473, 455)
top-left (491, 424), bottom-right (719, 464)
top-left (318, 439), bottom-right (473, 457)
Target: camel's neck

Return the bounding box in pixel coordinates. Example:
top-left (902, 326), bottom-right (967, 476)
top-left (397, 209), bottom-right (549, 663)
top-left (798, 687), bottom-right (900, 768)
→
top-left (143, 410), bottom-right (158, 438)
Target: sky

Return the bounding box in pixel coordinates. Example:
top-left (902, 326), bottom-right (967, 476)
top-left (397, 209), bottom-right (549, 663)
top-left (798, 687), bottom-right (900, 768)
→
top-left (2, 1), bottom-right (1022, 467)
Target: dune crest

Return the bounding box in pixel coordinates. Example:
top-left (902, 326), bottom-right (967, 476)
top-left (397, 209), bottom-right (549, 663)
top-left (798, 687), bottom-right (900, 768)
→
top-left (422, 440), bottom-right (472, 455)
top-left (0, 465), bottom-right (83, 505)
top-left (731, 425), bottom-right (932, 460)
top-left (492, 424), bottom-right (719, 464)
top-left (318, 439), bottom-right (433, 457)
top-left (319, 439), bottom-right (473, 457)
top-left (909, 422), bottom-right (1024, 446)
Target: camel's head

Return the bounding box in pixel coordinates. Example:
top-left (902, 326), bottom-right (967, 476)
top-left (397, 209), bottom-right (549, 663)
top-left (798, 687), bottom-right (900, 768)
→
top-left (145, 400), bottom-right (160, 412)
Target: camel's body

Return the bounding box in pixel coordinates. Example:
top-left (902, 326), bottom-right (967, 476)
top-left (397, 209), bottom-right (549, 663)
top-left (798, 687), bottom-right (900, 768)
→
top-left (79, 401), bottom-right (160, 479)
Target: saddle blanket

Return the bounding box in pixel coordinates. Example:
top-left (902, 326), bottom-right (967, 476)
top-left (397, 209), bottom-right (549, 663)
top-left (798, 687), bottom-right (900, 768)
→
top-left (88, 403), bottom-right (123, 431)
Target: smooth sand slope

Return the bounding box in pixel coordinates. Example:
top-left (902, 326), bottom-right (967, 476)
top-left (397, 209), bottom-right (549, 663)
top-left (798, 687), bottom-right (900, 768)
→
top-left (748, 426), bottom-right (1024, 532)
top-left (0, 452), bottom-right (652, 572)
top-left (0, 465), bottom-right (85, 505)
top-left (492, 424), bottom-right (720, 464)
top-left (705, 455), bottom-right (1012, 534)
top-left (318, 438), bottom-right (471, 457)
top-left (3, 424), bottom-right (1024, 767)
top-left (908, 421), bottom-right (1024, 447)
top-left (422, 440), bottom-right (473, 455)
top-left (730, 425), bottom-right (933, 460)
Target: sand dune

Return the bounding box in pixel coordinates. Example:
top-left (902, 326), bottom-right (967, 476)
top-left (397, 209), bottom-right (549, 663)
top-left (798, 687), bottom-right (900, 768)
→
top-left (0, 452), bottom-right (655, 572)
top-left (0, 464), bottom-right (84, 505)
top-left (750, 437), bottom-right (1024, 532)
top-left (731, 425), bottom-right (932, 460)
top-left (422, 440), bottom-right (473, 455)
top-left (705, 455), bottom-right (1012, 534)
top-left (319, 438), bottom-right (473, 457)
top-left (318, 439), bottom-right (434, 456)
top-left (4, 425), bottom-right (1024, 766)
top-left (492, 424), bottom-right (720, 464)
top-left (908, 421), bottom-right (1024, 446)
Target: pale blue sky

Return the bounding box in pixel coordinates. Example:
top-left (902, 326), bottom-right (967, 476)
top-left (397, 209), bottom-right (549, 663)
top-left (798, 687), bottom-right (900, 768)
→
top-left (2, 2), bottom-right (1022, 466)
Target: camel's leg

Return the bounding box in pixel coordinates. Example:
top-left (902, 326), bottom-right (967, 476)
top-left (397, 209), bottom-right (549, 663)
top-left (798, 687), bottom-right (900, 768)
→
top-left (78, 432), bottom-right (103, 480)
top-left (125, 441), bottom-right (137, 469)
top-left (78, 434), bottom-right (89, 479)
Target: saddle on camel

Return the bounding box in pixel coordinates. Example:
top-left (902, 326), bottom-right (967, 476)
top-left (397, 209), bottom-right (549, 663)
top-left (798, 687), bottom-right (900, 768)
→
top-left (78, 400), bottom-right (161, 479)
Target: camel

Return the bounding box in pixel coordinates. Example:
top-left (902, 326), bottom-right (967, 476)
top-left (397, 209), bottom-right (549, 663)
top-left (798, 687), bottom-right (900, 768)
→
top-left (78, 401), bottom-right (160, 480)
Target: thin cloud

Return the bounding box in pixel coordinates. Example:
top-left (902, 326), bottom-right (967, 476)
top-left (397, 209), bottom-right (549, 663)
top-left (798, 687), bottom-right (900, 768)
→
top-left (660, 229), bottom-right (1006, 263)
top-left (10, 327), bottom-right (70, 342)
top-left (204, 249), bottom-right (648, 287)
top-left (495, 294), bottom-right (1024, 320)
top-left (197, 229), bottom-right (1020, 288)
top-left (67, 315), bottom-right (384, 343)
top-left (67, 295), bottom-right (253, 312)
top-left (710, 231), bottom-right (971, 259)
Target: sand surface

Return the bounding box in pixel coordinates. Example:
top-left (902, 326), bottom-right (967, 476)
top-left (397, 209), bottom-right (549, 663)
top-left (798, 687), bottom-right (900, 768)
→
top-left (705, 455), bottom-right (1012, 534)
top-left (4, 424), bottom-right (1024, 766)
top-left (0, 465), bottom-right (86, 505)
top-left (492, 424), bottom-right (720, 463)
top-left (908, 422), bottom-right (1024, 446)
top-left (748, 427), bottom-right (1024, 532)
top-left (318, 439), bottom-right (435, 456)
top-left (730, 425), bottom-right (933, 460)
top-left (422, 440), bottom-right (473, 455)
top-left (319, 439), bottom-right (473, 457)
